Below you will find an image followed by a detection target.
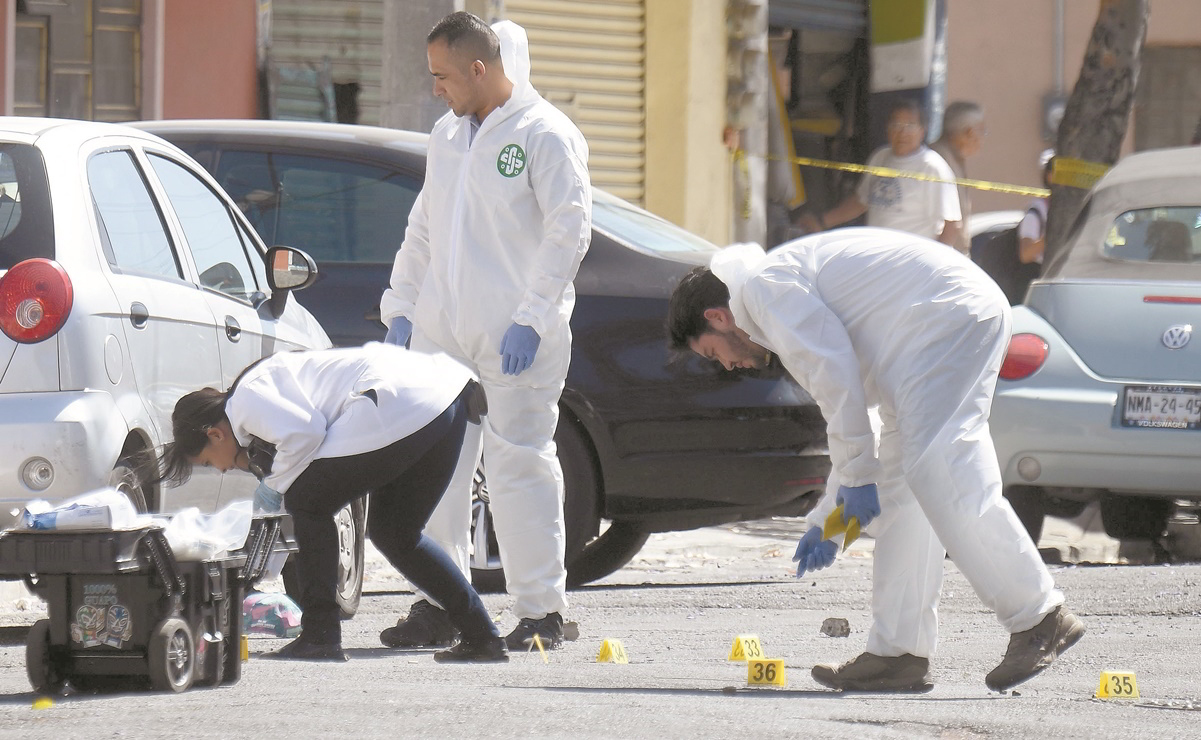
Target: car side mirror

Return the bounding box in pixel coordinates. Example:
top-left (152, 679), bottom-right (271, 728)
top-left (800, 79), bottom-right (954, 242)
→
top-left (265, 246), bottom-right (318, 317)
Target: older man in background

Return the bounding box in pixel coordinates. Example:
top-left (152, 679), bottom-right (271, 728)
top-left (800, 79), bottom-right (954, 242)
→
top-left (931, 101), bottom-right (988, 255)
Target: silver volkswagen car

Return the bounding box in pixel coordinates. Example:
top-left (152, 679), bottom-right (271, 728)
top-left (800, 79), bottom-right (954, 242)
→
top-left (992, 145), bottom-right (1201, 555)
top-left (0, 118), bottom-right (329, 533)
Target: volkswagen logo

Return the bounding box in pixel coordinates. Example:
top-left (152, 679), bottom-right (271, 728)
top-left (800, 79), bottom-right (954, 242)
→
top-left (1162, 324), bottom-right (1192, 350)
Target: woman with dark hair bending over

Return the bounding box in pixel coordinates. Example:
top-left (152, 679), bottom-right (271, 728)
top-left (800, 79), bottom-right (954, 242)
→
top-left (154, 342), bottom-right (506, 663)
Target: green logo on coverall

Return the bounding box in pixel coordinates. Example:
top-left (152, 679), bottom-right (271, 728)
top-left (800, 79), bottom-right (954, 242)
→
top-left (497, 144), bottom-right (526, 177)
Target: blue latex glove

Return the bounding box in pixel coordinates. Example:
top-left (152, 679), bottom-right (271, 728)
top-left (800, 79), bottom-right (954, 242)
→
top-left (836, 483), bottom-right (881, 528)
top-left (793, 527), bottom-right (838, 578)
top-left (253, 481), bottom-right (284, 514)
top-left (499, 322), bottom-right (541, 376)
top-left (385, 316), bottom-right (413, 348)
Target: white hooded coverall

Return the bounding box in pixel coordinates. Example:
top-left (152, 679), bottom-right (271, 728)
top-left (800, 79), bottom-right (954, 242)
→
top-left (710, 229), bottom-right (1062, 659)
top-left (379, 21), bottom-right (591, 619)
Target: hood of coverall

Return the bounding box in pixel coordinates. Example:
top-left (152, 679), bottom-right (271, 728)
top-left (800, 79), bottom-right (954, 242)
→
top-left (492, 20), bottom-right (532, 94)
top-left (710, 243), bottom-right (772, 346)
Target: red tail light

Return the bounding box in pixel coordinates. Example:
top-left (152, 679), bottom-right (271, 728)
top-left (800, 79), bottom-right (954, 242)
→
top-left (999, 333), bottom-right (1048, 381)
top-left (0, 259), bottom-right (74, 343)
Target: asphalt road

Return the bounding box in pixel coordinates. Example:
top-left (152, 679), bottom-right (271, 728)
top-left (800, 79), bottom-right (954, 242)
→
top-left (2, 510), bottom-right (1200, 739)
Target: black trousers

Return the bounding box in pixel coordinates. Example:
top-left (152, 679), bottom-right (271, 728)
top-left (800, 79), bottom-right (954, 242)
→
top-left (284, 388), bottom-right (496, 643)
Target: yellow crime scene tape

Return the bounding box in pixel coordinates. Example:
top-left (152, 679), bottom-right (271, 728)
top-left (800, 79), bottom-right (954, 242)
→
top-left (737, 151), bottom-right (1112, 198)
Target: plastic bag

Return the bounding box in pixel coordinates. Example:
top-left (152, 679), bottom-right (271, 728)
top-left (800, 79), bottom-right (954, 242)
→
top-left (20, 488), bottom-right (143, 531)
top-left (163, 500), bottom-right (253, 561)
top-left (242, 591), bottom-right (303, 638)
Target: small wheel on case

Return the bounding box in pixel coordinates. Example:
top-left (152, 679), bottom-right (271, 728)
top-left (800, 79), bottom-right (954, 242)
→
top-left (26, 619), bottom-right (65, 695)
top-left (148, 618), bottom-right (195, 693)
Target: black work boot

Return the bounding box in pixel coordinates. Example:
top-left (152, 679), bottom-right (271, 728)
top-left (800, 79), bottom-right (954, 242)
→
top-left (261, 634), bottom-right (348, 662)
top-left (504, 612), bottom-right (564, 650)
top-left (380, 599), bottom-right (459, 648)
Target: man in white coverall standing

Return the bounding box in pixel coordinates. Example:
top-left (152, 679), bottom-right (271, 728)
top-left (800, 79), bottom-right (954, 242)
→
top-left (380, 12), bottom-right (591, 650)
top-left (666, 229), bottom-right (1084, 693)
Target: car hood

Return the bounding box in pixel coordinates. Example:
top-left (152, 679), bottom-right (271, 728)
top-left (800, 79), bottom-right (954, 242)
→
top-left (1025, 280), bottom-right (1201, 382)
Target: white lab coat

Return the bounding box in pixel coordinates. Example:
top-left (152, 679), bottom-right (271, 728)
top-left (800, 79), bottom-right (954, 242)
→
top-left (378, 21), bottom-right (591, 619)
top-left (712, 229), bottom-right (1062, 658)
top-left (225, 343), bottom-right (473, 495)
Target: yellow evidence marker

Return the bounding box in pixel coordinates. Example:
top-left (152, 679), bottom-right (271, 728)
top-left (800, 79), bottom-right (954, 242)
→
top-left (1095, 670), bottom-right (1139, 699)
top-left (728, 634), bottom-right (764, 661)
top-left (747, 658), bottom-right (788, 687)
top-left (822, 504), bottom-right (862, 551)
top-left (32, 697), bottom-right (53, 710)
top-left (240, 634), bottom-right (250, 662)
top-left (528, 633), bottom-right (549, 663)
top-left (596, 638), bottom-right (629, 664)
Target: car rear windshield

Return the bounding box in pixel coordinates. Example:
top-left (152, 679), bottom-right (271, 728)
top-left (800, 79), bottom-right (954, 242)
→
top-left (1102, 207), bottom-right (1200, 264)
top-left (0, 143), bottom-right (54, 270)
top-left (592, 191), bottom-right (718, 256)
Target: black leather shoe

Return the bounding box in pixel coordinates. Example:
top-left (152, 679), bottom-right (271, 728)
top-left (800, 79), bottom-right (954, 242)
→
top-left (433, 635), bottom-right (509, 663)
top-left (261, 636), bottom-right (349, 662)
top-left (381, 599), bottom-right (458, 648)
top-left (504, 612), bottom-right (564, 650)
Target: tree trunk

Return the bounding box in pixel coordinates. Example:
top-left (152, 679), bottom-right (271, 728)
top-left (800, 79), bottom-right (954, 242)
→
top-left (1044, 0), bottom-right (1149, 268)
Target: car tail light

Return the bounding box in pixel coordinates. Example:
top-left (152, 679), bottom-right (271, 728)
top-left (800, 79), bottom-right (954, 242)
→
top-left (999, 333), bottom-right (1048, 381)
top-left (0, 259), bottom-right (74, 343)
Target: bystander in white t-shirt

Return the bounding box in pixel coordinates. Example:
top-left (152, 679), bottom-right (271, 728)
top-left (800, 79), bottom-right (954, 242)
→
top-left (856, 145), bottom-right (961, 240)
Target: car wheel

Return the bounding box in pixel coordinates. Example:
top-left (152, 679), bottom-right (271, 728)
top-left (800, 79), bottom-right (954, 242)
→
top-left (281, 497), bottom-right (366, 618)
top-left (566, 522), bottom-right (651, 588)
top-left (1099, 493), bottom-right (1175, 541)
top-left (1004, 486), bottom-right (1046, 544)
top-left (108, 454), bottom-right (149, 513)
top-left (469, 415), bottom-right (601, 594)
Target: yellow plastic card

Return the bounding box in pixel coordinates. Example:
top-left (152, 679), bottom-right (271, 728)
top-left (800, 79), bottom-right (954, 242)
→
top-left (747, 658), bottom-right (787, 687)
top-left (842, 518), bottom-right (861, 552)
top-left (1095, 670), bottom-right (1139, 699)
top-left (822, 504), bottom-right (849, 539)
top-left (822, 504), bottom-right (861, 550)
top-left (596, 638), bottom-right (629, 664)
top-left (728, 634), bottom-right (764, 661)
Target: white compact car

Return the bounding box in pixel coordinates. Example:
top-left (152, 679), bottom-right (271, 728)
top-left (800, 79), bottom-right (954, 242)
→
top-left (0, 118), bottom-right (330, 533)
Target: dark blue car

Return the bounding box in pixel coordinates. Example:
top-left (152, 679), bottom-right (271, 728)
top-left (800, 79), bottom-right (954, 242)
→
top-left (136, 119), bottom-right (830, 592)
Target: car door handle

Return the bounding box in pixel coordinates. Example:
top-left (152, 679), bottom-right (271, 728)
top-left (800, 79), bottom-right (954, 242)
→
top-left (365, 306), bottom-right (381, 323)
top-left (129, 302), bottom-right (149, 329)
top-left (225, 316), bottom-right (241, 342)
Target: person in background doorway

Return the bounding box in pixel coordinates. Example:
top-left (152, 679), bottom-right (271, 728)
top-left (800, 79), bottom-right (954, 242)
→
top-left (799, 99), bottom-right (961, 246)
top-left (931, 101), bottom-right (988, 256)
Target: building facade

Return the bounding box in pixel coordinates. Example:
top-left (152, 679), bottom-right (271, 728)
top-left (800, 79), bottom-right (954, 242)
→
top-left (1, 0), bottom-right (259, 122)
top-left (3, 1), bottom-right (1198, 243)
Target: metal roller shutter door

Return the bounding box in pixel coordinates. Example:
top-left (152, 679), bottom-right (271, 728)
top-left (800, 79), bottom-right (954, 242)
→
top-left (505, 0), bottom-right (647, 204)
top-left (769, 0), bottom-right (867, 34)
top-left (270, 0), bottom-right (384, 125)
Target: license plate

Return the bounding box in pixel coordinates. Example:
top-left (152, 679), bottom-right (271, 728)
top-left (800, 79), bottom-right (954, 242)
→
top-left (1121, 385), bottom-right (1201, 430)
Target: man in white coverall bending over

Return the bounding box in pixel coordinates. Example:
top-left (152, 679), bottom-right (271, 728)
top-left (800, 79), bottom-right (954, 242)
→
top-left (380, 12), bottom-right (591, 651)
top-left (666, 229), bottom-right (1084, 693)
